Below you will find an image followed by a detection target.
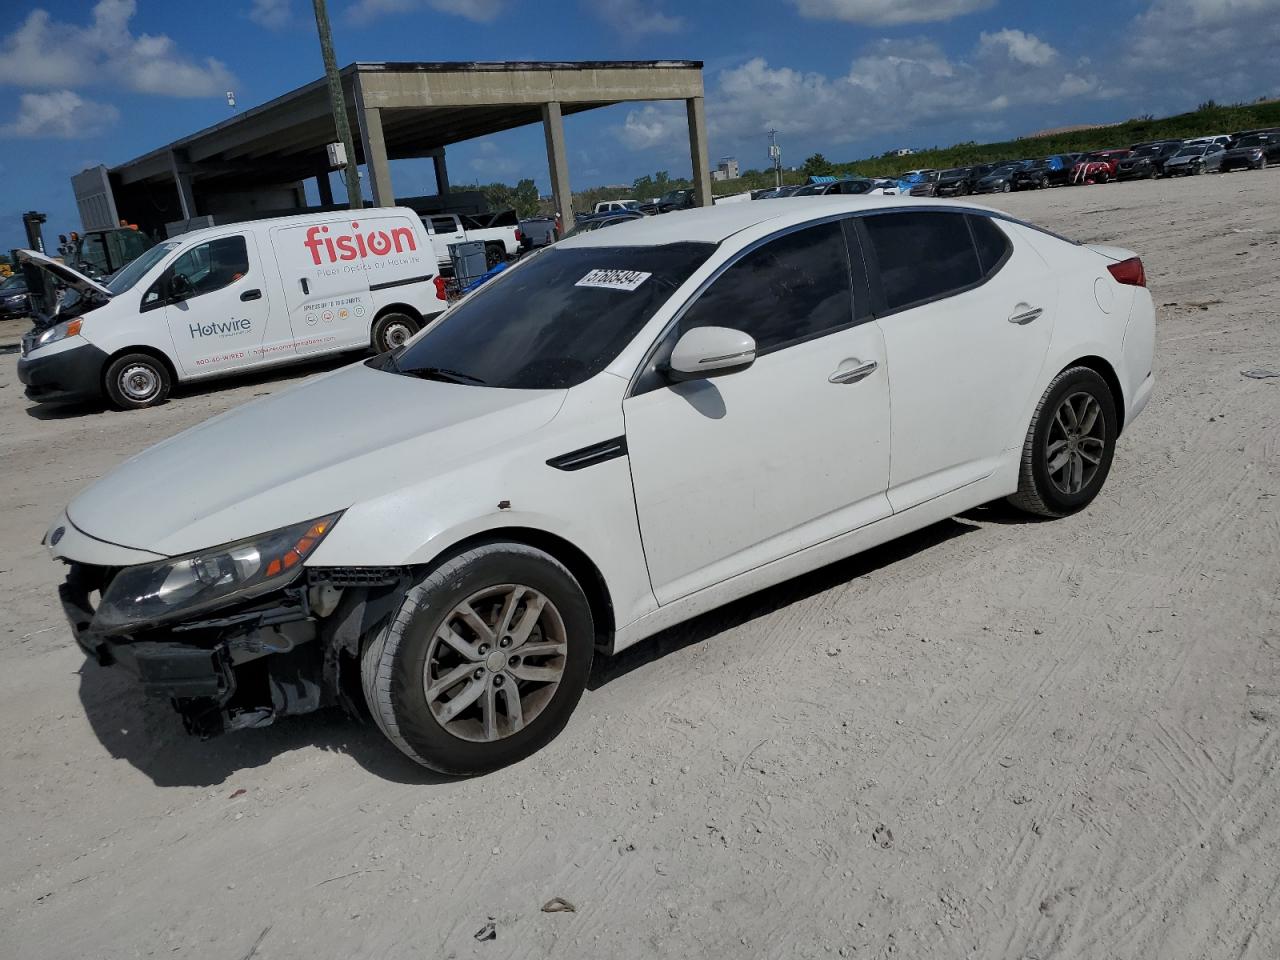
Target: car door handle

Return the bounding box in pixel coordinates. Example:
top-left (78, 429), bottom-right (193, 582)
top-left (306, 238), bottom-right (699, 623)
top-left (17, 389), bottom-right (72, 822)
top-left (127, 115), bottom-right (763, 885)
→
top-left (299, 278), bottom-right (309, 295)
top-left (240, 288), bottom-right (262, 302)
top-left (1009, 306), bottom-right (1043, 324)
top-left (829, 359), bottom-right (878, 384)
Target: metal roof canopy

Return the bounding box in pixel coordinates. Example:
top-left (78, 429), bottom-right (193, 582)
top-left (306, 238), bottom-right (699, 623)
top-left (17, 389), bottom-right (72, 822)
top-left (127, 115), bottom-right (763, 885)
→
top-left (103, 60), bottom-right (709, 234)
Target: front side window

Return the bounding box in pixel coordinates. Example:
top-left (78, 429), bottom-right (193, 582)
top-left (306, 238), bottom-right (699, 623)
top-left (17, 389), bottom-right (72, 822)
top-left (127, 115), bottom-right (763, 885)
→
top-left (142, 236), bottom-right (248, 308)
top-left (678, 220), bottom-right (854, 354)
top-left (108, 241), bottom-right (179, 295)
top-left (387, 243), bottom-right (714, 390)
top-left (861, 211), bottom-right (981, 313)
top-left (429, 217), bottom-right (457, 234)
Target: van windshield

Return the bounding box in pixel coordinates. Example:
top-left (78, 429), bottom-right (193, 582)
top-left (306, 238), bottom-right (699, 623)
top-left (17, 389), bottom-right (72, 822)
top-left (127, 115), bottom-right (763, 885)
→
top-left (105, 241), bottom-right (179, 294)
top-left (383, 243), bottom-right (714, 390)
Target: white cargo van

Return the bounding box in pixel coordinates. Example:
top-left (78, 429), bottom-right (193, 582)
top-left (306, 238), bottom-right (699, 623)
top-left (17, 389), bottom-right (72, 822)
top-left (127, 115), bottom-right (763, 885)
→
top-left (17, 207), bottom-right (445, 409)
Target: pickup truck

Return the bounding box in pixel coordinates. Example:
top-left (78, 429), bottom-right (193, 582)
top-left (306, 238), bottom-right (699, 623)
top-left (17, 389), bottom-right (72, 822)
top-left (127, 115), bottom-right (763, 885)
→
top-left (421, 210), bottom-right (522, 269)
top-left (593, 200), bottom-right (641, 214)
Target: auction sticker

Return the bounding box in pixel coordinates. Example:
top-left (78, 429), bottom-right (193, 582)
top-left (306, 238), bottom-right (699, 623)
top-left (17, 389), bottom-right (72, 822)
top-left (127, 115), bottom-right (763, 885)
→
top-left (575, 269), bottom-right (652, 292)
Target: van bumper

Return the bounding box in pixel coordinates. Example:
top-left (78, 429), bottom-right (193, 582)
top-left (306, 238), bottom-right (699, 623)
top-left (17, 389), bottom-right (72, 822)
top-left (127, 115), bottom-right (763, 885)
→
top-left (17, 341), bottom-right (107, 403)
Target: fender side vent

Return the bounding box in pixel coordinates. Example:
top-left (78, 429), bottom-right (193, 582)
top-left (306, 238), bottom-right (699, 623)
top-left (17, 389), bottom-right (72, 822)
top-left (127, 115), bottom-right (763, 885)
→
top-left (309, 567), bottom-right (402, 587)
top-left (547, 436), bottom-right (628, 472)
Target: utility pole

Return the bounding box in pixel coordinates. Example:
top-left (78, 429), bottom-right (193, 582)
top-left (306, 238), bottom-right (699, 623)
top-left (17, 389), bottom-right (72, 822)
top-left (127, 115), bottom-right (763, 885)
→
top-left (768, 129), bottom-right (782, 188)
top-left (312, 0), bottom-right (362, 209)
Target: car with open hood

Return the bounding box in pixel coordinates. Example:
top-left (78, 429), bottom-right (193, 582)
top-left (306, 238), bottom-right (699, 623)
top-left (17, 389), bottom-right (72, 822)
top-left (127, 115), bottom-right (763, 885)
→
top-left (1070, 149), bottom-right (1131, 185)
top-left (1011, 156), bottom-right (1075, 190)
top-left (47, 196), bottom-right (1156, 775)
top-left (1164, 142), bottom-right (1226, 176)
top-left (16, 207), bottom-right (445, 410)
top-left (971, 161), bottom-right (1030, 194)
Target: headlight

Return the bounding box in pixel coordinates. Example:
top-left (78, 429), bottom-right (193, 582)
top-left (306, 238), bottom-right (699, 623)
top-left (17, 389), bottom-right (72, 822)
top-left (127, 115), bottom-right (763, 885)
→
top-left (94, 513), bottom-right (341, 631)
top-left (35, 318), bottom-right (82, 348)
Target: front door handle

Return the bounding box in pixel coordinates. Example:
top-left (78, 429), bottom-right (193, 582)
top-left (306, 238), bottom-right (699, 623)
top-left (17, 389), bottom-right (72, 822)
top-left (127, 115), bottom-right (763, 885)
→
top-left (240, 288), bottom-right (262, 302)
top-left (829, 359), bottom-right (878, 384)
top-left (1009, 305), bottom-right (1043, 324)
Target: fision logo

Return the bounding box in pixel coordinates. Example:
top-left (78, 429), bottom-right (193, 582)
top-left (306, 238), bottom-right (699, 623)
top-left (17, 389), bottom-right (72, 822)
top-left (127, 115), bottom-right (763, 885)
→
top-left (303, 221), bottom-right (417, 265)
top-left (190, 318), bottom-right (252, 338)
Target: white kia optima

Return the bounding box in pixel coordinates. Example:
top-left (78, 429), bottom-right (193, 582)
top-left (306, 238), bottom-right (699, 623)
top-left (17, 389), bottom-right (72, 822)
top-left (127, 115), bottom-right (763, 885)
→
top-left (46, 197), bottom-right (1155, 774)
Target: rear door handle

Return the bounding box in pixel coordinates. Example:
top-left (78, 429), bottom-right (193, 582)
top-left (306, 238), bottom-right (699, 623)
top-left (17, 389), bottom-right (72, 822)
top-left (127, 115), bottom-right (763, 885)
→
top-left (299, 278), bottom-right (310, 295)
top-left (1009, 306), bottom-right (1043, 324)
top-left (829, 359), bottom-right (878, 384)
top-left (240, 288), bottom-right (262, 302)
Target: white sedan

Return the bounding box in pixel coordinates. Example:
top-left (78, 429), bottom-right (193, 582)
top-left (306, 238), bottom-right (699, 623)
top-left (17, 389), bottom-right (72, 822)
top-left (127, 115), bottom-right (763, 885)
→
top-left (46, 197), bottom-right (1155, 774)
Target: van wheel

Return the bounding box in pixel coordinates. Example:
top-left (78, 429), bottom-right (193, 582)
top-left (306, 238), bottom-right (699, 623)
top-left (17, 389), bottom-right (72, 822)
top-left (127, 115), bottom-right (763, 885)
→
top-left (104, 353), bottom-right (171, 409)
top-left (361, 543), bottom-right (594, 775)
top-left (371, 312), bottom-right (418, 353)
top-left (1008, 366), bottom-right (1118, 518)
top-left (484, 243), bottom-right (505, 269)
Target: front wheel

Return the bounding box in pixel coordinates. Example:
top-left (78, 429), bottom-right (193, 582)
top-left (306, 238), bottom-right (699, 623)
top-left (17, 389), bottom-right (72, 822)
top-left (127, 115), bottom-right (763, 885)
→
top-left (371, 311), bottom-right (419, 353)
top-left (1008, 366), bottom-right (1118, 518)
top-left (104, 352), bottom-right (171, 410)
top-left (484, 244), bottom-right (506, 269)
top-left (361, 543), bottom-right (595, 775)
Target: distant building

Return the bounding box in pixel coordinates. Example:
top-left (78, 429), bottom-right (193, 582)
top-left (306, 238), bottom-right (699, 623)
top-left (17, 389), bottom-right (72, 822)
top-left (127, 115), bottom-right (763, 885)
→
top-left (711, 156), bottom-right (740, 181)
top-left (894, 147), bottom-right (915, 157)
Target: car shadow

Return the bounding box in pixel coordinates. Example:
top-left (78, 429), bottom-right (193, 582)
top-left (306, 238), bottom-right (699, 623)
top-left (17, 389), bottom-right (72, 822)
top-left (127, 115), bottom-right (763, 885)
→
top-left (76, 515), bottom-right (982, 788)
top-left (589, 515), bottom-right (979, 690)
top-left (76, 658), bottom-right (453, 788)
top-left (23, 354), bottom-right (355, 421)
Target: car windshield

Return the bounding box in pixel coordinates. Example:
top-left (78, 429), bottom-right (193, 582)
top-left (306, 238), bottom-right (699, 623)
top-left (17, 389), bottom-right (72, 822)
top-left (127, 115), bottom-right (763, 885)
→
top-left (385, 242), bottom-right (714, 390)
top-left (660, 190), bottom-right (689, 204)
top-left (1132, 146), bottom-right (1160, 157)
top-left (104, 241), bottom-right (178, 294)
top-left (986, 165), bottom-right (1018, 177)
top-left (1235, 136), bottom-right (1266, 148)
top-left (792, 183), bottom-right (827, 195)
top-left (1028, 159), bottom-right (1050, 169)
top-left (1175, 146), bottom-right (1206, 157)
top-left (941, 168), bottom-right (968, 177)
top-left (1, 274), bottom-right (25, 291)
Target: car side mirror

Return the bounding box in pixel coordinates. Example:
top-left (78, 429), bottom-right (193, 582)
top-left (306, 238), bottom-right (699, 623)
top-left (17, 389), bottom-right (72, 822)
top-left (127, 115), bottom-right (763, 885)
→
top-left (667, 326), bottom-right (756, 381)
top-left (169, 274), bottom-right (192, 301)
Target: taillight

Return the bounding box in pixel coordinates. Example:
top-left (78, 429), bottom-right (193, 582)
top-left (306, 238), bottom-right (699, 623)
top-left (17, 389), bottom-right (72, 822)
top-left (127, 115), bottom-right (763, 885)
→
top-left (433, 276), bottom-right (448, 300)
top-left (1107, 257), bottom-right (1146, 287)
top-left (514, 228), bottom-right (522, 242)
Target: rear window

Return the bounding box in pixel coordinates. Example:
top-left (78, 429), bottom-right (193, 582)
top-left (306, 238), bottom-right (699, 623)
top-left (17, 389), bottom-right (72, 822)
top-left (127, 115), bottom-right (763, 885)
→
top-left (386, 243), bottom-right (714, 390)
top-left (862, 211), bottom-right (981, 313)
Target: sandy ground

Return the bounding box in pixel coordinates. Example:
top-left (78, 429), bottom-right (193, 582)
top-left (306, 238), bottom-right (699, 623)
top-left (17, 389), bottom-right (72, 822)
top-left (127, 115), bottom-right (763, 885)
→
top-left (2, 171), bottom-right (1278, 960)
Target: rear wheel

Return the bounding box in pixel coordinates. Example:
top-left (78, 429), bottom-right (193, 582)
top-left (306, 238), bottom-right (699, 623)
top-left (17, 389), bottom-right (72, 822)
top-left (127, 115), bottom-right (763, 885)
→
top-left (371, 311), bottom-right (418, 353)
top-left (361, 543), bottom-right (595, 775)
top-left (104, 352), bottom-right (171, 410)
top-left (484, 243), bottom-right (506, 269)
top-left (1008, 366), bottom-right (1118, 518)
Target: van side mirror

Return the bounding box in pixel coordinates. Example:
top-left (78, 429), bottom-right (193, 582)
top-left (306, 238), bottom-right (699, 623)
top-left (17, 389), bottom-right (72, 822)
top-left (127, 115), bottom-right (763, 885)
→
top-left (667, 326), bottom-right (756, 381)
top-left (169, 274), bottom-right (192, 301)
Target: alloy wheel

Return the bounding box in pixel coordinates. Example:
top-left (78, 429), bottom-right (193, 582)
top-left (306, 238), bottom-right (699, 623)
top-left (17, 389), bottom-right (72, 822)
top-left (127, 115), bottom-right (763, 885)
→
top-left (423, 584), bottom-right (568, 742)
top-left (1045, 391), bottom-right (1106, 495)
top-left (382, 320), bottom-right (413, 350)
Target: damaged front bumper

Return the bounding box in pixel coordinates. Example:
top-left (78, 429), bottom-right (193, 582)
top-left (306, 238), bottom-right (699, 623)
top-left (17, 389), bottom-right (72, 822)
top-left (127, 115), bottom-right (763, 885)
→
top-left (60, 562), bottom-right (403, 737)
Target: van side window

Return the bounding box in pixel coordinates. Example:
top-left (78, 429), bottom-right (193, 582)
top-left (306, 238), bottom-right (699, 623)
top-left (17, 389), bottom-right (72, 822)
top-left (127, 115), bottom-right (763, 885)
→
top-left (861, 211), bottom-right (981, 314)
top-left (142, 236), bottom-right (249, 308)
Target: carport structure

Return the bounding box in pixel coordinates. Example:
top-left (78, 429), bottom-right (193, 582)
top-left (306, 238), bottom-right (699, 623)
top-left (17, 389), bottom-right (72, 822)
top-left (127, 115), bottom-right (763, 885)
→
top-left (77, 60), bottom-right (710, 237)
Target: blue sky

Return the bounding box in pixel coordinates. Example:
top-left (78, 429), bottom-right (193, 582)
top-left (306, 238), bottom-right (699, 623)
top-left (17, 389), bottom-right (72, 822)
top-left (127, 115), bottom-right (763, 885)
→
top-left (2, 0), bottom-right (1277, 249)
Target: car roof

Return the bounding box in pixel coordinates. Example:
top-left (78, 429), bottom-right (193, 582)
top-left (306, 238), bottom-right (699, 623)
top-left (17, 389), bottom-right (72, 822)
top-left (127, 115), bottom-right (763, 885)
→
top-left (557, 196), bottom-right (997, 249)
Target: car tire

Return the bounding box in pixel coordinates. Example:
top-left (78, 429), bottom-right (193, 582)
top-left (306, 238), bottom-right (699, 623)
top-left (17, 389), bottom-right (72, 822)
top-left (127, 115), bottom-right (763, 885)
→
top-left (103, 352), bottom-right (171, 410)
top-left (371, 311), bottom-right (418, 353)
top-left (484, 243), bottom-right (505, 269)
top-left (1260, 158), bottom-right (1269, 170)
top-left (1007, 366), bottom-right (1118, 519)
top-left (1001, 182), bottom-right (1012, 193)
top-left (361, 542), bottom-right (595, 775)
top-left (1038, 176), bottom-right (1049, 189)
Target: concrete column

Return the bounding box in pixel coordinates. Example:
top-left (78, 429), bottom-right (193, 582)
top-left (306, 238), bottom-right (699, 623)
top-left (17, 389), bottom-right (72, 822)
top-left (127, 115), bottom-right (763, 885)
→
top-left (316, 169), bottom-right (334, 206)
top-left (358, 106), bottom-right (394, 207)
top-left (541, 101), bottom-right (574, 233)
top-left (686, 97), bottom-right (713, 207)
top-left (432, 149), bottom-right (450, 196)
top-left (169, 149), bottom-right (197, 220)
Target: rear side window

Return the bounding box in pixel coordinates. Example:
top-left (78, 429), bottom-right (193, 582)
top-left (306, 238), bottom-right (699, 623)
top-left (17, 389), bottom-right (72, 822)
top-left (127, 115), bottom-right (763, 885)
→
top-left (679, 220), bottom-right (854, 353)
top-left (969, 215), bottom-right (1012, 277)
top-left (861, 211), bottom-right (980, 313)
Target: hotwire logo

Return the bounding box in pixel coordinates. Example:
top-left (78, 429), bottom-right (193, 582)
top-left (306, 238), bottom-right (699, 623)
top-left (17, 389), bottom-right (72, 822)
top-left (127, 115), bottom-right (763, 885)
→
top-left (190, 318), bottom-right (252, 338)
top-left (303, 222), bottom-right (417, 265)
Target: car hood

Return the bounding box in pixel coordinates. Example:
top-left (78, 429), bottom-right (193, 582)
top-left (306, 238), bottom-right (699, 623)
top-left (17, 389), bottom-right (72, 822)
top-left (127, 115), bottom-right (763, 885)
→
top-left (65, 362), bottom-right (567, 557)
top-left (16, 248), bottom-right (113, 299)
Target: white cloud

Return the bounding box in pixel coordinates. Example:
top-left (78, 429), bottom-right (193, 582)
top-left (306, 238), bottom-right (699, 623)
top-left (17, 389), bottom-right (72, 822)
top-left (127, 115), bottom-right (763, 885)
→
top-left (619, 103), bottom-right (688, 151)
top-left (1, 91), bottom-right (119, 139)
top-left (790, 0), bottom-right (995, 26)
top-left (248, 0), bottom-right (292, 28)
top-left (0, 1), bottom-right (235, 98)
top-left (978, 28), bottom-right (1058, 67)
top-left (584, 0), bottom-right (684, 34)
top-left (346, 0), bottom-right (506, 22)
